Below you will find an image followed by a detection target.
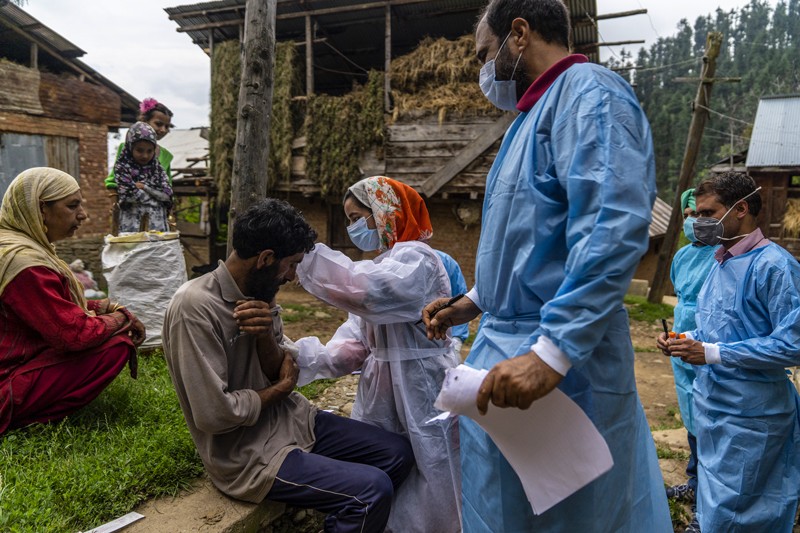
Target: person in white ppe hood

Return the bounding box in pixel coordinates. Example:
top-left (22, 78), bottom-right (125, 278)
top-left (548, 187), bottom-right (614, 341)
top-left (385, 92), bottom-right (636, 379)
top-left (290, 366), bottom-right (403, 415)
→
top-left (295, 176), bottom-right (461, 533)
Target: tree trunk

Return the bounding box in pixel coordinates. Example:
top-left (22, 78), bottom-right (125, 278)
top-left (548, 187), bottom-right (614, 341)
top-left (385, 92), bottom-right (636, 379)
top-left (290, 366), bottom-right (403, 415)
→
top-left (227, 0), bottom-right (277, 256)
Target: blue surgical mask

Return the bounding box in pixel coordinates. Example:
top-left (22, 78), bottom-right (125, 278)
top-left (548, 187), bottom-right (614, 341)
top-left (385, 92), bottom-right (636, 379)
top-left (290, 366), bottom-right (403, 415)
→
top-left (347, 215), bottom-right (380, 251)
top-left (479, 32), bottom-right (522, 112)
top-left (683, 216), bottom-right (698, 243)
top-left (692, 187), bottom-right (762, 246)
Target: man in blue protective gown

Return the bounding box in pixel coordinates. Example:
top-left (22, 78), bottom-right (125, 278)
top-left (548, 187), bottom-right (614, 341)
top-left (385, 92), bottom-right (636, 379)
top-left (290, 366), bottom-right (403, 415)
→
top-left (659, 171), bottom-right (800, 532)
top-left (664, 188), bottom-right (719, 533)
top-left (422, 0), bottom-right (672, 530)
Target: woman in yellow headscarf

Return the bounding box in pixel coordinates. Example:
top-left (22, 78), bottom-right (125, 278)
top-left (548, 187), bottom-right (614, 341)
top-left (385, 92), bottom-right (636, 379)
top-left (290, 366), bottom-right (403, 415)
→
top-left (0, 168), bottom-right (145, 435)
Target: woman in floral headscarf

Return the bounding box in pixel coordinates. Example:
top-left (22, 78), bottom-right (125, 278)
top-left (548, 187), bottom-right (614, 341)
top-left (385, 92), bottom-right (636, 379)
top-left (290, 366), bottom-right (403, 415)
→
top-left (0, 168), bottom-right (145, 435)
top-left (115, 122), bottom-right (173, 232)
top-left (295, 176), bottom-right (461, 533)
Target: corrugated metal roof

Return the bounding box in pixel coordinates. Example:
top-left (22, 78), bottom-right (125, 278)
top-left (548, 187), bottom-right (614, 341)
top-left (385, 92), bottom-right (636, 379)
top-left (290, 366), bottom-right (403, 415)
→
top-left (0, 2), bottom-right (85, 58)
top-left (650, 196), bottom-right (671, 238)
top-left (746, 94), bottom-right (800, 168)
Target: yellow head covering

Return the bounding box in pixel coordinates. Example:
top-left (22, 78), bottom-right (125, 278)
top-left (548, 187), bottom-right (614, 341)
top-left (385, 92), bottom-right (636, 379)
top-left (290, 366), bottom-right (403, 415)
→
top-left (0, 167), bottom-right (87, 309)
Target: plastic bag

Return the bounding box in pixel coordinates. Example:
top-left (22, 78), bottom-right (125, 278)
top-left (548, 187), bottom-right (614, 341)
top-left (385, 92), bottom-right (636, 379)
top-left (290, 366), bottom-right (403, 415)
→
top-left (102, 231), bottom-right (187, 348)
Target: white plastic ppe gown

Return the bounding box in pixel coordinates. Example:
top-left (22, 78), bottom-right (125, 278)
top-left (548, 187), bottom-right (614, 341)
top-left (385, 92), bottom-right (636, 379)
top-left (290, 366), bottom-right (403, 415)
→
top-left (690, 241), bottom-right (800, 532)
top-left (462, 59), bottom-right (671, 532)
top-left (296, 241), bottom-right (461, 533)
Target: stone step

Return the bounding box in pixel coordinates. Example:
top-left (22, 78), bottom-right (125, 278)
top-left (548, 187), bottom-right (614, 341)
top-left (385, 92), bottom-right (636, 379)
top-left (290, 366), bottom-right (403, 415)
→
top-left (124, 477), bottom-right (285, 533)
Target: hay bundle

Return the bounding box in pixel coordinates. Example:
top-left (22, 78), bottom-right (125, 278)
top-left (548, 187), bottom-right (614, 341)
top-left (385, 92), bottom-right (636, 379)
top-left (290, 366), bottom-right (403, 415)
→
top-left (390, 35), bottom-right (502, 120)
top-left (784, 198), bottom-right (800, 237)
top-left (391, 35), bottom-right (480, 92)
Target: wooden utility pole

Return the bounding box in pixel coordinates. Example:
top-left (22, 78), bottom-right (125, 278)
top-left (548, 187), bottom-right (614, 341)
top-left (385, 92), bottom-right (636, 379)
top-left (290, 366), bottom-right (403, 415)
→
top-left (227, 0), bottom-right (277, 256)
top-left (648, 32), bottom-right (723, 303)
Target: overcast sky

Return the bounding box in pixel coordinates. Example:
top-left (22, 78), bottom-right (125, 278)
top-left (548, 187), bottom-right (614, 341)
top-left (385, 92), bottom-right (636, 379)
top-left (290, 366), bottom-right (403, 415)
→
top-left (22, 0), bottom-right (779, 129)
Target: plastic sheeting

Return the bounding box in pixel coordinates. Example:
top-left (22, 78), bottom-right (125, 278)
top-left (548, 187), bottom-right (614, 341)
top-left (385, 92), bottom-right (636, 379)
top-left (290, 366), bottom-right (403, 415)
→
top-left (296, 241), bottom-right (462, 533)
top-left (102, 232), bottom-right (187, 348)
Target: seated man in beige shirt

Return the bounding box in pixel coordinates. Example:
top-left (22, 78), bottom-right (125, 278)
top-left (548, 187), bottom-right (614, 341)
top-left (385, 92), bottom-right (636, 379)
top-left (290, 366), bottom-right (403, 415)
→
top-left (163, 198), bottom-right (414, 533)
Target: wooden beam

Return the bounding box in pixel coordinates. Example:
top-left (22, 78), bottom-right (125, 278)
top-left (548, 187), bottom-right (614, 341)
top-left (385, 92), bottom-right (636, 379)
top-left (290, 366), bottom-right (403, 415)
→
top-left (305, 15), bottom-right (314, 96)
top-left (575, 40), bottom-right (645, 51)
top-left (420, 114), bottom-right (516, 198)
top-left (384, 4), bottom-right (392, 112)
top-left (168, 5), bottom-right (244, 20)
top-left (648, 32), bottom-right (724, 303)
top-left (175, 0), bottom-right (437, 32)
top-left (595, 9), bottom-right (648, 21)
top-left (29, 41), bottom-right (38, 69)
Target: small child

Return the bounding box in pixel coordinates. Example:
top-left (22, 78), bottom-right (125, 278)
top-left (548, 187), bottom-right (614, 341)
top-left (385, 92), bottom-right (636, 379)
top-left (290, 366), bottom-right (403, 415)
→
top-left (106, 97), bottom-right (174, 189)
top-left (115, 122), bottom-right (173, 233)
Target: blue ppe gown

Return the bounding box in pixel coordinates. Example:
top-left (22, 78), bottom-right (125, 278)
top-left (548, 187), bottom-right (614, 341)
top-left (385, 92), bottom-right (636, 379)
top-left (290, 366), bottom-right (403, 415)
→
top-left (462, 62), bottom-right (672, 532)
top-left (670, 243), bottom-right (719, 435)
top-left (435, 250), bottom-right (469, 342)
top-left (690, 242), bottom-right (800, 532)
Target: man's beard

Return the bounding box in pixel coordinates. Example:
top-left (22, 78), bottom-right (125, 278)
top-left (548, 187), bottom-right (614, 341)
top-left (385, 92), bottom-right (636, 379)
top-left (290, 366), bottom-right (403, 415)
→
top-left (496, 45), bottom-right (533, 101)
top-left (245, 261), bottom-right (282, 302)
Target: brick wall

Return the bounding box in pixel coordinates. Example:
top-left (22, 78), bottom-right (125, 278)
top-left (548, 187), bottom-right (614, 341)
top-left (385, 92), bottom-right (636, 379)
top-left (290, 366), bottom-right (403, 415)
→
top-left (54, 235), bottom-right (107, 290)
top-left (0, 112), bottom-right (113, 236)
top-left (39, 73), bottom-right (120, 126)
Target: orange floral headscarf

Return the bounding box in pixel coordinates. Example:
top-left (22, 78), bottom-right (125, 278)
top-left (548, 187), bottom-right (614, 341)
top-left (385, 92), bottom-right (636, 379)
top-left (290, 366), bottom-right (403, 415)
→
top-left (347, 176), bottom-right (433, 251)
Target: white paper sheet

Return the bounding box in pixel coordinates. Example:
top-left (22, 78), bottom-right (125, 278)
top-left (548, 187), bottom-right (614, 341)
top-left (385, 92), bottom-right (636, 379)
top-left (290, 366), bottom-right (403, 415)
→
top-left (433, 365), bottom-right (614, 515)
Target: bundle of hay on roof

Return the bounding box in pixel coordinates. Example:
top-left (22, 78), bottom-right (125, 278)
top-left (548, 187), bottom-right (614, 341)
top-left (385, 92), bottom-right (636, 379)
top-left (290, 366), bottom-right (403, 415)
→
top-left (784, 198), bottom-right (800, 238)
top-left (390, 35), bottom-right (501, 119)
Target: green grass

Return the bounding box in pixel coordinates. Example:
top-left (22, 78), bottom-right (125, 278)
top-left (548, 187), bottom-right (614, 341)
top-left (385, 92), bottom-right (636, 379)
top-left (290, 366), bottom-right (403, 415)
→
top-left (281, 303), bottom-right (321, 324)
top-left (656, 443), bottom-right (689, 461)
top-left (296, 379), bottom-right (338, 400)
top-left (0, 352), bottom-right (203, 532)
top-left (624, 295), bottom-right (674, 324)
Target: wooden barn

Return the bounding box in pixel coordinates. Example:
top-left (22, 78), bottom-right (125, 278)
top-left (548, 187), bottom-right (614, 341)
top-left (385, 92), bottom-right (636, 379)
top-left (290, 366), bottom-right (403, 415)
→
top-left (0, 2), bottom-right (139, 277)
top-left (166, 0), bottom-right (652, 283)
top-left (710, 94), bottom-right (800, 260)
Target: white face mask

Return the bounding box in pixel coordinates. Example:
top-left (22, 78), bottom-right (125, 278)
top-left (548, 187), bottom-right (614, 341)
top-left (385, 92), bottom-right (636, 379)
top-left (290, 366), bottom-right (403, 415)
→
top-left (479, 32), bottom-right (523, 112)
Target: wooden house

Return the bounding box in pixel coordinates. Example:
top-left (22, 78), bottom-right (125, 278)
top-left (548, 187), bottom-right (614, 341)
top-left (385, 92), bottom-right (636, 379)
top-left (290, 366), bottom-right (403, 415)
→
top-left (166, 0), bottom-right (652, 283)
top-left (0, 2), bottom-right (140, 278)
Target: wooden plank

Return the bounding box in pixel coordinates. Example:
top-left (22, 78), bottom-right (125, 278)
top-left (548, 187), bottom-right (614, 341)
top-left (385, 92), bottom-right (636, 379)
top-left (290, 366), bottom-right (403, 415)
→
top-left (388, 123), bottom-right (497, 142)
top-left (420, 114), bottom-right (515, 197)
top-left (386, 153), bottom-right (498, 174)
top-left (386, 140), bottom-right (470, 158)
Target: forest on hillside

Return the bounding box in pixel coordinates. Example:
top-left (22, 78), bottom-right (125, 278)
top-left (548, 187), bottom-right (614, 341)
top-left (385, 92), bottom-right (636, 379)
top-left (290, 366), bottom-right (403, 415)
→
top-left (605, 0), bottom-right (800, 199)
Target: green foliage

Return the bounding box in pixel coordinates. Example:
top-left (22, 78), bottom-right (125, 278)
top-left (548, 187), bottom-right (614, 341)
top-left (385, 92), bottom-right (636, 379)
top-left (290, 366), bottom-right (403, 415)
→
top-left (624, 295), bottom-right (675, 324)
top-left (209, 41), bottom-right (300, 203)
top-left (606, 0), bottom-right (800, 201)
top-left (209, 40), bottom-right (240, 204)
top-left (0, 352), bottom-right (202, 532)
top-left (305, 70), bottom-right (386, 196)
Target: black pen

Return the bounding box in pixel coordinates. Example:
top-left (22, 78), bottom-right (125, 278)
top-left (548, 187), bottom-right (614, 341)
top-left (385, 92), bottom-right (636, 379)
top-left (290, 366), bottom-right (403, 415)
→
top-left (416, 293), bottom-right (465, 325)
top-left (661, 318), bottom-right (670, 337)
